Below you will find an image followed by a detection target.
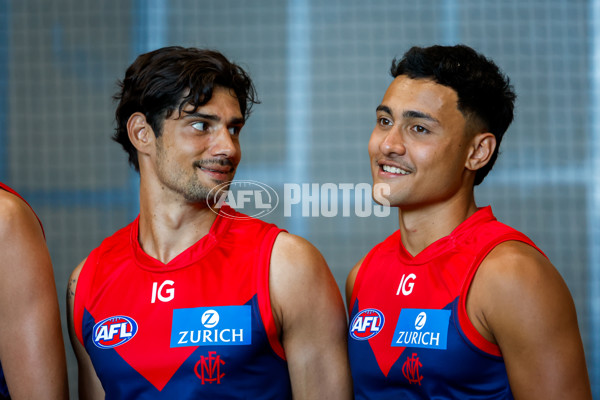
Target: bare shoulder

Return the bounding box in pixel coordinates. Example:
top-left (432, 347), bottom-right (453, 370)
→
top-left (483, 239), bottom-right (551, 269)
top-left (471, 240), bottom-right (591, 398)
top-left (67, 259), bottom-right (88, 343)
top-left (269, 233), bottom-right (352, 398)
top-left (270, 232), bottom-right (332, 291)
top-left (345, 255), bottom-right (366, 307)
top-left (0, 189), bottom-right (42, 242)
top-left (0, 189), bottom-right (48, 284)
top-left (472, 240), bottom-right (573, 333)
top-left (269, 231), bottom-right (344, 326)
top-left (0, 190), bottom-right (69, 399)
top-left (67, 258), bottom-right (88, 306)
top-left (271, 231), bottom-right (325, 264)
top-left (475, 240), bottom-right (568, 308)
top-left (0, 187), bottom-right (28, 215)
top-left (70, 258), bottom-right (88, 286)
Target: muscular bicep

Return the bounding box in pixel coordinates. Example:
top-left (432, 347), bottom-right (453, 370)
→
top-left (473, 242), bottom-right (591, 399)
top-left (67, 259), bottom-right (105, 400)
top-left (0, 194), bottom-right (68, 399)
top-left (270, 233), bottom-right (352, 400)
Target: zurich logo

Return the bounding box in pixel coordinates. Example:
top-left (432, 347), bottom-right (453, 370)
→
top-left (201, 309), bottom-right (220, 328)
top-left (93, 315), bottom-right (138, 349)
top-left (415, 312), bottom-right (427, 330)
top-left (349, 308), bottom-right (385, 340)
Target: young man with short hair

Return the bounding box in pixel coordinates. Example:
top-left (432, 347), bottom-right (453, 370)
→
top-left (347, 44), bottom-right (591, 399)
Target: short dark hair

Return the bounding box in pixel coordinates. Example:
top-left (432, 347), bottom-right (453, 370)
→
top-left (390, 44), bottom-right (516, 185)
top-left (113, 46), bottom-right (259, 171)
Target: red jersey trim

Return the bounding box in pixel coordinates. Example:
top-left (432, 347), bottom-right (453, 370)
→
top-left (257, 228), bottom-right (286, 360)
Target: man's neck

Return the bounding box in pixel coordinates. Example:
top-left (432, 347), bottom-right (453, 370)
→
top-left (398, 193), bottom-right (479, 257)
top-left (137, 185), bottom-right (218, 264)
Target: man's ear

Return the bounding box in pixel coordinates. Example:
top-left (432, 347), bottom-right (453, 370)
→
top-left (127, 112), bottom-right (155, 155)
top-left (465, 132), bottom-right (496, 172)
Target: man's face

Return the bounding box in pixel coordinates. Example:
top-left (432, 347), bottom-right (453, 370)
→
top-left (153, 86), bottom-right (244, 203)
top-left (368, 75), bottom-right (475, 210)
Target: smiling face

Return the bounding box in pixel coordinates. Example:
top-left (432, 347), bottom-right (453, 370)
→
top-left (152, 86), bottom-right (245, 203)
top-left (369, 75), bottom-right (479, 210)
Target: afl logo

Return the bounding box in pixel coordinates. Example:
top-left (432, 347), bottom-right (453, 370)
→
top-left (92, 315), bottom-right (138, 349)
top-left (349, 309), bottom-right (385, 340)
top-left (207, 180), bottom-right (279, 220)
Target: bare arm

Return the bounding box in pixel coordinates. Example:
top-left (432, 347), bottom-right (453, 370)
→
top-left (270, 232), bottom-right (352, 400)
top-left (345, 256), bottom-right (365, 310)
top-left (66, 259), bottom-right (105, 400)
top-left (0, 191), bottom-right (68, 399)
top-left (468, 241), bottom-right (592, 399)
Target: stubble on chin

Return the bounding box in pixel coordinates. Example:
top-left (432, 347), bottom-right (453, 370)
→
top-left (182, 177), bottom-right (235, 207)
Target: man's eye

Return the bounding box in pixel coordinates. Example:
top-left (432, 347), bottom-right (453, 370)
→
top-left (192, 121), bottom-right (208, 131)
top-left (228, 126), bottom-right (241, 136)
top-left (378, 117), bottom-right (392, 126)
top-left (412, 125), bottom-right (429, 134)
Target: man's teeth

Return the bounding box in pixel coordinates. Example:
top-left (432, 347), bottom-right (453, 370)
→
top-left (382, 165), bottom-right (409, 175)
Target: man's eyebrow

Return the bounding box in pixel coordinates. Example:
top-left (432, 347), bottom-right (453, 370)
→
top-left (376, 105), bottom-right (440, 125)
top-left (229, 117), bottom-right (246, 126)
top-left (182, 112), bottom-right (220, 121)
top-left (376, 105), bottom-right (392, 114)
top-left (182, 112), bottom-right (245, 125)
top-left (402, 110), bottom-right (440, 125)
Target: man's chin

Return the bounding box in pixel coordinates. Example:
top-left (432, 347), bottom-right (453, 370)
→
top-left (198, 180), bottom-right (234, 207)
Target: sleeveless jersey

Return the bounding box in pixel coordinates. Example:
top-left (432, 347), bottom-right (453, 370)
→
top-left (73, 205), bottom-right (292, 399)
top-left (0, 183), bottom-right (45, 400)
top-left (348, 206), bottom-right (543, 399)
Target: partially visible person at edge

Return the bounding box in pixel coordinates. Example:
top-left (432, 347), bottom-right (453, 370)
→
top-left (0, 182), bottom-right (69, 400)
top-left (66, 46), bottom-right (352, 399)
top-left (346, 44), bottom-right (592, 399)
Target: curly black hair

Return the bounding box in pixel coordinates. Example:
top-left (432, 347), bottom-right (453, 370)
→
top-left (113, 46), bottom-right (259, 171)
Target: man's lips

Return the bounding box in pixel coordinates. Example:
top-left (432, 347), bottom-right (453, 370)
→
top-left (199, 165), bottom-right (234, 173)
top-left (378, 161), bottom-right (412, 176)
top-left (194, 159), bottom-right (236, 175)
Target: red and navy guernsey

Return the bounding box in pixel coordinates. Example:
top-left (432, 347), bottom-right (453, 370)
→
top-left (74, 205), bottom-right (292, 399)
top-left (348, 206), bottom-right (544, 399)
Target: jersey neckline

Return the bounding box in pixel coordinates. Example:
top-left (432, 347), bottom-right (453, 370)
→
top-left (396, 206), bottom-right (496, 265)
top-left (129, 205), bottom-right (235, 272)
